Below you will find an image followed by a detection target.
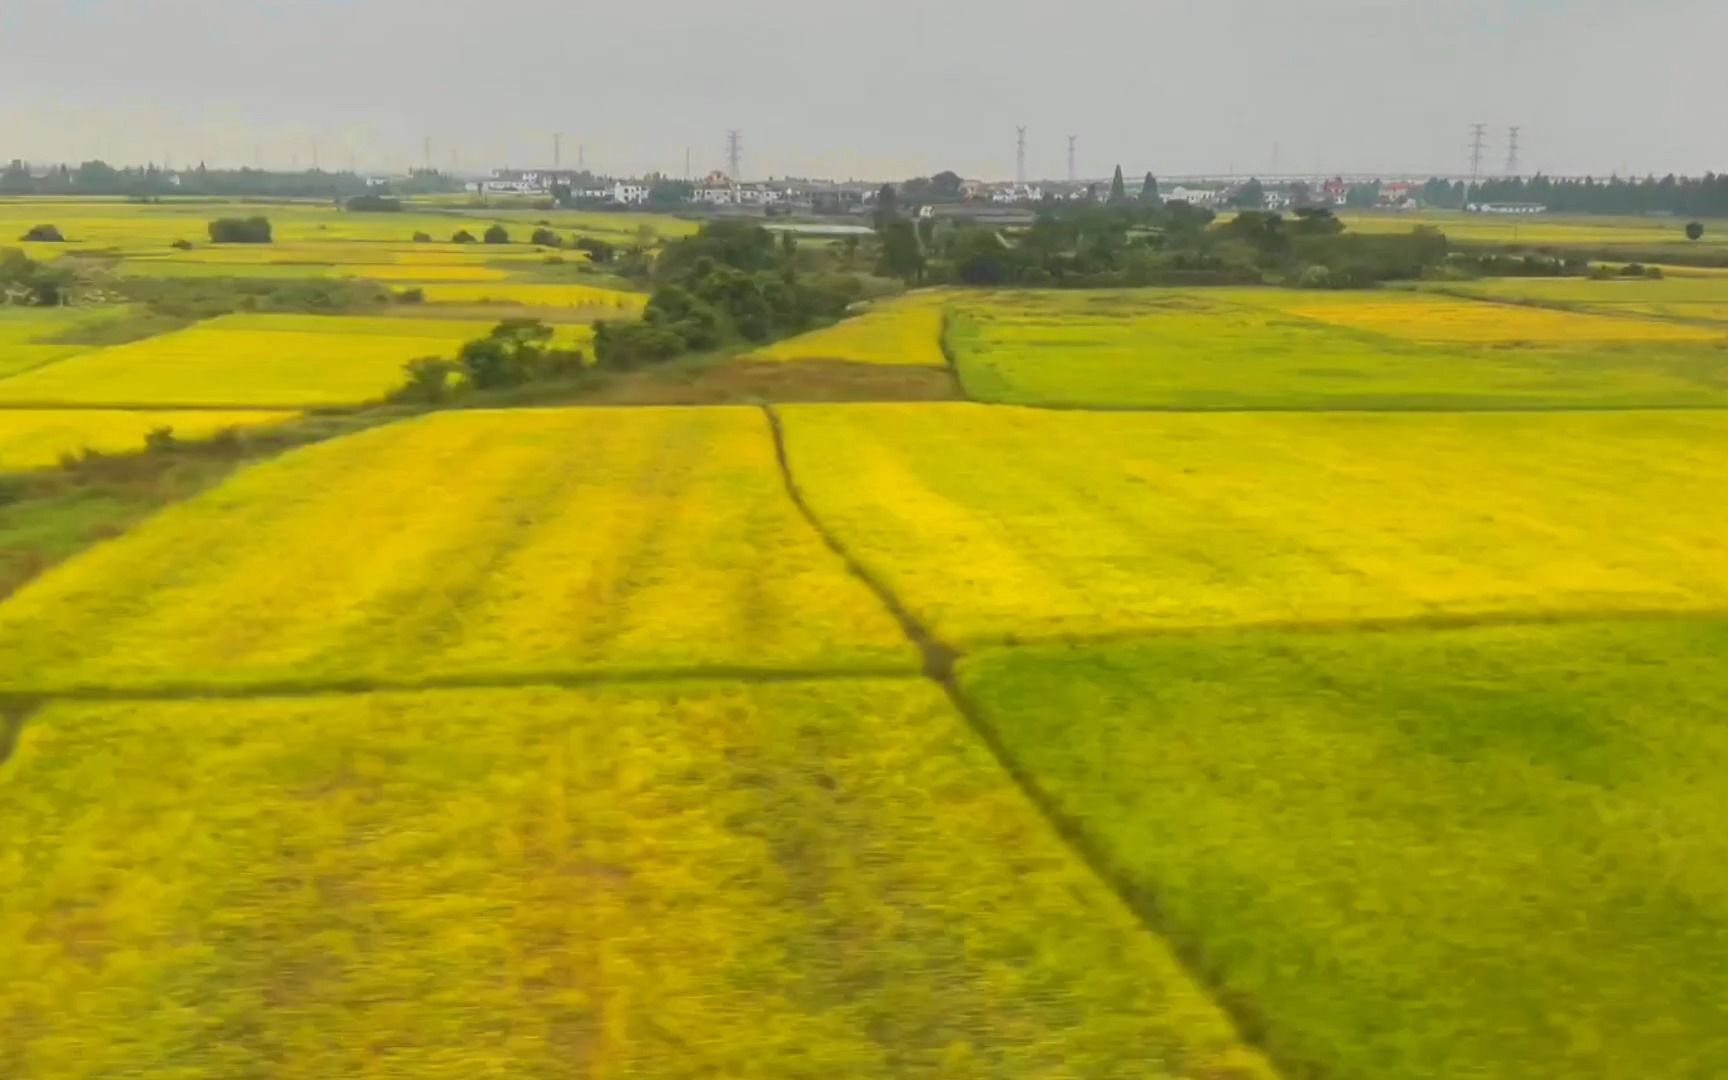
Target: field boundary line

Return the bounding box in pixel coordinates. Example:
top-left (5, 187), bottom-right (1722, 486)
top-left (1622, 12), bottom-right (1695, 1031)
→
top-left (763, 401), bottom-right (1287, 1077)
top-left (0, 661), bottom-right (923, 707)
top-left (967, 604), bottom-right (1728, 653)
top-left (0, 697), bottom-right (40, 772)
top-left (761, 404), bottom-right (958, 681)
top-left (12, 399), bottom-right (1728, 416)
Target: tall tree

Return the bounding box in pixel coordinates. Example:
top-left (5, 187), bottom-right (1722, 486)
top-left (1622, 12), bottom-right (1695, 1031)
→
top-left (1108, 165), bottom-right (1128, 204)
top-left (1232, 178), bottom-right (1266, 210)
top-left (1139, 172), bottom-right (1161, 207)
top-left (873, 183), bottom-right (900, 229)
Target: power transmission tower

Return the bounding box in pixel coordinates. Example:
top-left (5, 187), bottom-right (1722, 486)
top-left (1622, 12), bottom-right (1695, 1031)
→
top-left (1505, 126), bottom-right (1521, 177)
top-left (422, 137), bottom-right (431, 172)
top-left (1015, 125), bottom-right (1027, 186)
top-left (684, 146), bottom-right (691, 180)
top-left (1066, 135), bottom-right (1076, 183)
top-left (1468, 122), bottom-right (1488, 186)
top-left (726, 130), bottom-right (743, 181)
top-left (553, 133), bottom-right (563, 169)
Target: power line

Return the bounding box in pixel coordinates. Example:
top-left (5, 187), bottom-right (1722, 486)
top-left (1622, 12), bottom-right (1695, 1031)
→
top-left (1016, 125), bottom-right (1027, 186)
top-left (726, 129), bottom-right (742, 181)
top-left (1505, 125), bottom-right (1521, 178)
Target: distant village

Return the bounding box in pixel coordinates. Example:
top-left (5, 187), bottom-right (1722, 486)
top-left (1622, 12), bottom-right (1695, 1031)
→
top-left (474, 168), bottom-right (1550, 217)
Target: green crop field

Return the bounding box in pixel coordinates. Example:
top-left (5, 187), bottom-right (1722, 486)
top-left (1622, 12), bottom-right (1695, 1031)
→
top-left (947, 288), bottom-right (1728, 409)
top-left (0, 680), bottom-right (1267, 1079)
top-left (778, 404), bottom-right (1728, 644)
top-left (0, 308), bottom-right (103, 378)
top-left (1336, 210), bottom-right (1728, 249)
top-left (1435, 273), bottom-right (1728, 327)
top-left (961, 619), bottom-right (1728, 1080)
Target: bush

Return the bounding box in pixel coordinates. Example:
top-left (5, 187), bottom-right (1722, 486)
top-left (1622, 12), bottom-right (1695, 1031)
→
top-left (530, 227), bottom-right (561, 247)
top-left (593, 320), bottom-right (686, 370)
top-left (457, 319), bottom-right (586, 389)
top-left (573, 237), bottom-right (615, 263)
top-left (412, 231), bottom-right (433, 243)
top-left (396, 287), bottom-right (425, 304)
top-left (452, 230), bottom-right (477, 244)
top-left (170, 239), bottom-right (193, 250)
top-left (207, 216), bottom-right (273, 244)
top-left (1686, 221), bottom-right (1705, 241)
top-left (483, 224), bottom-right (510, 245)
top-left (392, 357), bottom-right (464, 403)
top-left (143, 426), bottom-right (177, 454)
top-left (21, 224), bottom-right (64, 242)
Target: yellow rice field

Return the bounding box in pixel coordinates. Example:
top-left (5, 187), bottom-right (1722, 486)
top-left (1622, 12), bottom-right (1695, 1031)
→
top-left (0, 313), bottom-right (499, 407)
top-left (753, 294), bottom-right (948, 366)
top-left (778, 404), bottom-right (1728, 644)
top-left (0, 681), bottom-right (1267, 1079)
top-left (0, 408), bottom-right (294, 471)
top-left (343, 264), bottom-right (510, 282)
top-left (414, 282), bottom-right (649, 312)
top-left (1270, 294), bottom-right (1722, 343)
top-left (0, 407), bottom-right (915, 693)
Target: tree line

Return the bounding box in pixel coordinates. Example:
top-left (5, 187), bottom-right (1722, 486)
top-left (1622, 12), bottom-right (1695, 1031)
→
top-left (870, 171), bottom-right (1452, 289)
top-left (0, 161), bottom-right (463, 199)
top-left (1419, 173), bottom-right (1728, 217)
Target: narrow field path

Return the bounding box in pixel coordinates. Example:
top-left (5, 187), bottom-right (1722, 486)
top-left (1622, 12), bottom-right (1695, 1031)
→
top-left (761, 401), bottom-right (1289, 1075)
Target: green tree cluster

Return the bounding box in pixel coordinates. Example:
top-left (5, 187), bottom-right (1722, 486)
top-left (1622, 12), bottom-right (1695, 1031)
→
top-left (207, 216), bottom-right (272, 244)
top-left (593, 221), bottom-right (858, 370)
top-left (395, 319), bottom-right (586, 401)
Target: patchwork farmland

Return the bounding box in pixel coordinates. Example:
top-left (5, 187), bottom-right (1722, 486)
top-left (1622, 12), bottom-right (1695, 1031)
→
top-left (4, 199), bottom-right (1728, 1078)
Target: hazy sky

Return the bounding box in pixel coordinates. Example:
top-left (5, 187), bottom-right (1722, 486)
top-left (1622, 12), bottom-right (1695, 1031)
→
top-left (1, 0), bottom-right (1721, 180)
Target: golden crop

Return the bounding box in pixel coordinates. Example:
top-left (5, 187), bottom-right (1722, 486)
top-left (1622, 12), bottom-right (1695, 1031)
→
top-left (0, 407), bottom-right (915, 693)
top-left (778, 403), bottom-right (1728, 645)
top-left (754, 294), bottom-right (949, 366)
top-left (0, 313), bottom-right (502, 407)
top-left (0, 680), bottom-right (1270, 1079)
top-left (1276, 295), bottom-right (1721, 343)
top-left (415, 282), bottom-right (649, 311)
top-left (0, 408), bottom-right (294, 470)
